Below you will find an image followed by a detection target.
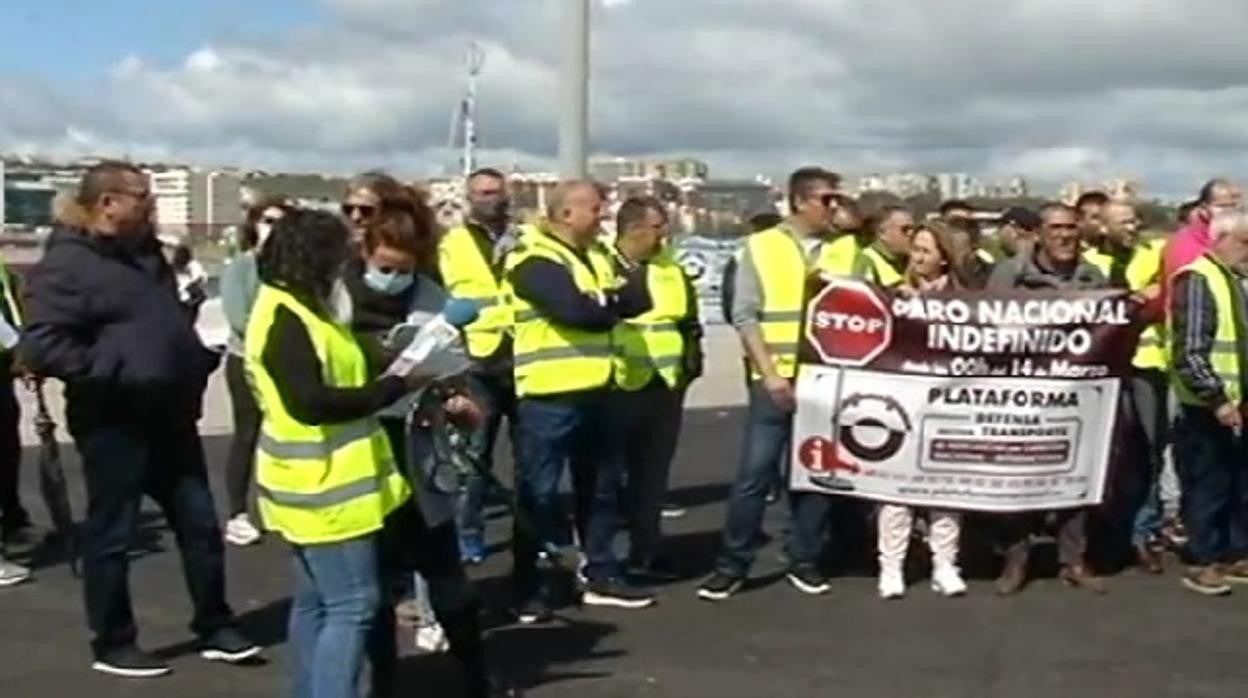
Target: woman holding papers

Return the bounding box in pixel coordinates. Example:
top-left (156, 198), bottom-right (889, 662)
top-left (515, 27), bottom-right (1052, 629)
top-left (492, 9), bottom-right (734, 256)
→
top-left (341, 187), bottom-right (510, 698)
top-left (877, 221), bottom-right (971, 599)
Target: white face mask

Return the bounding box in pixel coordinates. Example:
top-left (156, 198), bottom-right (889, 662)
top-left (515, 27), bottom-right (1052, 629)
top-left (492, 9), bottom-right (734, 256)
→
top-left (328, 278), bottom-right (354, 326)
top-left (255, 222), bottom-right (273, 246)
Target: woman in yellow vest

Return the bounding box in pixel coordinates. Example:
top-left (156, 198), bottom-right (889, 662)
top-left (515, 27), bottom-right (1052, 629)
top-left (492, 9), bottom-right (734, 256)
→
top-left (245, 209), bottom-right (420, 698)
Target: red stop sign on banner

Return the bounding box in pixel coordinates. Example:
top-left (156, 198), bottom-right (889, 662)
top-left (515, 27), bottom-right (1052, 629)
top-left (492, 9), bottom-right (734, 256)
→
top-left (804, 279), bottom-right (892, 366)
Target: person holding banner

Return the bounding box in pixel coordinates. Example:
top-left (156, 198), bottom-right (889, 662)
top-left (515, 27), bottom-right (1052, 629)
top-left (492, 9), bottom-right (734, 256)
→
top-left (856, 206), bottom-right (914, 288)
top-left (986, 203), bottom-right (1109, 595)
top-left (699, 167), bottom-right (842, 601)
top-left (1169, 210), bottom-right (1248, 596)
top-left (877, 221), bottom-right (972, 599)
top-left (1083, 202), bottom-right (1169, 574)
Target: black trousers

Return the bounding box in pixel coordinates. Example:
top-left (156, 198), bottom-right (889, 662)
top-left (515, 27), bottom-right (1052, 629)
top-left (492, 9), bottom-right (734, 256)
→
top-left (223, 354), bottom-right (261, 517)
top-left (70, 414), bottom-right (235, 656)
top-left (613, 383), bottom-right (685, 561)
top-left (0, 370), bottom-right (26, 530)
top-left (371, 417), bottom-right (488, 697)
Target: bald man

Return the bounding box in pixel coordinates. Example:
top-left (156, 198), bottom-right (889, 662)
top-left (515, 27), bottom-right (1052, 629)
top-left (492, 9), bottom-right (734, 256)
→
top-left (1084, 201), bottom-right (1169, 573)
top-left (503, 180), bottom-right (657, 622)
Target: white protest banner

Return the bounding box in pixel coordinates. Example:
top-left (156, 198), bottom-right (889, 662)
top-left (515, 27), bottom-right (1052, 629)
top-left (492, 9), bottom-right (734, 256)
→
top-left (790, 277), bottom-right (1142, 512)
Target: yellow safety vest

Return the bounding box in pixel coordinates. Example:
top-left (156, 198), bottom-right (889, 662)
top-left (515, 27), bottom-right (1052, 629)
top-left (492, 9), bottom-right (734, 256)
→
top-left (613, 248), bottom-right (691, 391)
top-left (746, 226), bottom-right (841, 380)
top-left (245, 284), bottom-right (409, 545)
top-left (860, 245), bottom-right (905, 288)
top-left (438, 225), bottom-right (514, 360)
top-left (505, 232), bottom-right (618, 397)
top-left (824, 234), bottom-right (863, 276)
top-left (0, 262), bottom-right (22, 338)
top-left (1169, 255), bottom-right (1244, 407)
top-left (1083, 240), bottom-right (1166, 370)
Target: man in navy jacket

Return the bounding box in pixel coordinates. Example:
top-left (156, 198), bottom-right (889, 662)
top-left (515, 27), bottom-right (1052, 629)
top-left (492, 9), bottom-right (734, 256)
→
top-left (20, 161), bottom-right (258, 678)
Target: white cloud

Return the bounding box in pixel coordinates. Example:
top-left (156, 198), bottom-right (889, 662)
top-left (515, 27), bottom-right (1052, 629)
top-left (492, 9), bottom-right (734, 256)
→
top-left (4, 0), bottom-right (1248, 196)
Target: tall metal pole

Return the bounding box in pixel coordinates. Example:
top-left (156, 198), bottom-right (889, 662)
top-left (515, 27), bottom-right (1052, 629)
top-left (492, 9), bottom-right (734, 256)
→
top-left (462, 42), bottom-right (485, 179)
top-left (557, 0), bottom-right (589, 180)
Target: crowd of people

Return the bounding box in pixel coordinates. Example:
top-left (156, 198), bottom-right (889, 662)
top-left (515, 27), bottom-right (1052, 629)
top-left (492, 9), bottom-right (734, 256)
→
top-left (0, 160), bottom-right (1245, 698)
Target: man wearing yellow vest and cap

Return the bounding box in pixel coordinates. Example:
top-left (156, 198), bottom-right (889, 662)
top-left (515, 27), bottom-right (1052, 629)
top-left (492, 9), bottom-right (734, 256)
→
top-left (610, 197), bottom-right (702, 577)
top-left (506, 181), bottom-right (656, 622)
top-left (439, 167), bottom-right (523, 564)
top-left (1083, 201), bottom-right (1169, 573)
top-left (1169, 210), bottom-right (1248, 596)
top-left (855, 205), bottom-right (914, 287)
top-left (698, 167), bottom-right (842, 601)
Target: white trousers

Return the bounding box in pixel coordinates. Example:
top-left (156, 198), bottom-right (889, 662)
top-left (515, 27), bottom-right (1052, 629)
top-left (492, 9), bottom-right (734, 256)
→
top-left (877, 504), bottom-right (961, 569)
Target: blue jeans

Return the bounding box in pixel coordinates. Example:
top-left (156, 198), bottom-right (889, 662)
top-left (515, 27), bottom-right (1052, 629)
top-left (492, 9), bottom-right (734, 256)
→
top-left (288, 535), bottom-right (382, 698)
top-left (716, 381), bottom-right (832, 577)
top-left (457, 371), bottom-right (518, 543)
top-left (514, 390), bottom-right (623, 595)
top-left (1127, 370), bottom-right (1169, 546)
top-left (1175, 405), bottom-right (1248, 566)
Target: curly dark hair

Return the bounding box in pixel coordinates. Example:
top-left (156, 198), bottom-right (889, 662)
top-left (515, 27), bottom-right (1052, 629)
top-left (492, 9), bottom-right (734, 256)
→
top-left (239, 195), bottom-right (294, 251)
top-left (258, 209), bottom-right (351, 304)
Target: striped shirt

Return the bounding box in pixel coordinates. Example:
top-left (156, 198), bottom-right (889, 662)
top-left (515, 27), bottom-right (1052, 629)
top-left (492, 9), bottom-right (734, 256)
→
top-left (1170, 266), bottom-right (1248, 406)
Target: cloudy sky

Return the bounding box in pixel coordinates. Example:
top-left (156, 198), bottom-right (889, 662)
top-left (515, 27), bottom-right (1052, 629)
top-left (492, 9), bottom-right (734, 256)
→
top-left (4, 0), bottom-right (1248, 197)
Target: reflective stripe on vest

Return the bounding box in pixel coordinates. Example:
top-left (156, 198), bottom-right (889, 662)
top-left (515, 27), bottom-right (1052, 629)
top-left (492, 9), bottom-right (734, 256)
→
top-left (505, 232), bottom-right (617, 397)
top-left (746, 227), bottom-right (842, 380)
top-left (1083, 241), bottom-right (1166, 370)
top-left (438, 226), bottom-right (513, 360)
top-left (244, 284), bottom-right (409, 545)
top-left (861, 246), bottom-right (904, 288)
top-left (1169, 256), bottom-right (1244, 407)
top-left (614, 250), bottom-right (690, 391)
top-left (0, 263), bottom-right (21, 333)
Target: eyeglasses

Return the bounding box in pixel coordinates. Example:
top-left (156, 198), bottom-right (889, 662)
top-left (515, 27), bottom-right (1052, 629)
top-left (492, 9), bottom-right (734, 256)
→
top-left (341, 203), bottom-right (377, 218)
top-left (110, 188), bottom-right (152, 201)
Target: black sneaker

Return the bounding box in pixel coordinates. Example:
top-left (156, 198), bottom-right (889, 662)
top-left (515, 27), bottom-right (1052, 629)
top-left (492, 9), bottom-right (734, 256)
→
top-left (696, 571), bottom-right (744, 601)
top-left (581, 579), bottom-right (656, 609)
top-left (91, 646), bottom-right (172, 679)
top-left (515, 595), bottom-right (553, 625)
top-left (627, 555), bottom-right (681, 582)
top-left (199, 627), bottom-right (262, 664)
top-left (787, 565), bottom-right (831, 595)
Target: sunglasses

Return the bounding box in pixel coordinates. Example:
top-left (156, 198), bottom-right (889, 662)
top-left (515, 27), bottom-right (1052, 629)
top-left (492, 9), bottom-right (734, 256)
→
top-left (818, 193), bottom-right (839, 207)
top-left (341, 203), bottom-right (377, 218)
top-left (259, 216), bottom-right (282, 225)
top-left (1046, 223), bottom-right (1079, 231)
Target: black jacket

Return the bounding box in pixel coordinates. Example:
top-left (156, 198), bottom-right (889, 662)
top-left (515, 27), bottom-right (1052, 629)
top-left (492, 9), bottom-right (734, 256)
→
top-left (19, 227), bottom-right (219, 424)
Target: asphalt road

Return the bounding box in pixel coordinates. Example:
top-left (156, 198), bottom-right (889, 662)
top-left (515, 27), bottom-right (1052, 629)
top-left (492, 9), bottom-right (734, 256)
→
top-left (4, 404), bottom-right (1248, 698)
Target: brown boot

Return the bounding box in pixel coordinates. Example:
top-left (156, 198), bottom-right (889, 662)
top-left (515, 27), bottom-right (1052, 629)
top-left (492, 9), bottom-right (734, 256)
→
top-left (1135, 543), bottom-right (1164, 575)
top-left (1182, 565), bottom-right (1232, 596)
top-left (1060, 562), bottom-right (1107, 594)
top-left (1221, 560), bottom-right (1248, 585)
top-left (995, 549), bottom-right (1028, 596)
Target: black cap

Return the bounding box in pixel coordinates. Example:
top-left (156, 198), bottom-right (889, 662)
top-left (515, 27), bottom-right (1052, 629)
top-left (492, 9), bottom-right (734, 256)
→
top-left (999, 206), bottom-right (1040, 231)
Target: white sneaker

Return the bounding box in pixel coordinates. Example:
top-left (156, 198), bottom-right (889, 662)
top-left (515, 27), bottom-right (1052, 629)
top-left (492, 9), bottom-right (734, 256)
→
top-left (413, 622), bottom-right (450, 654)
top-left (931, 564), bottom-right (968, 597)
top-left (878, 569), bottom-right (905, 600)
top-left (224, 514), bottom-right (262, 546)
top-left (0, 555), bottom-right (31, 587)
